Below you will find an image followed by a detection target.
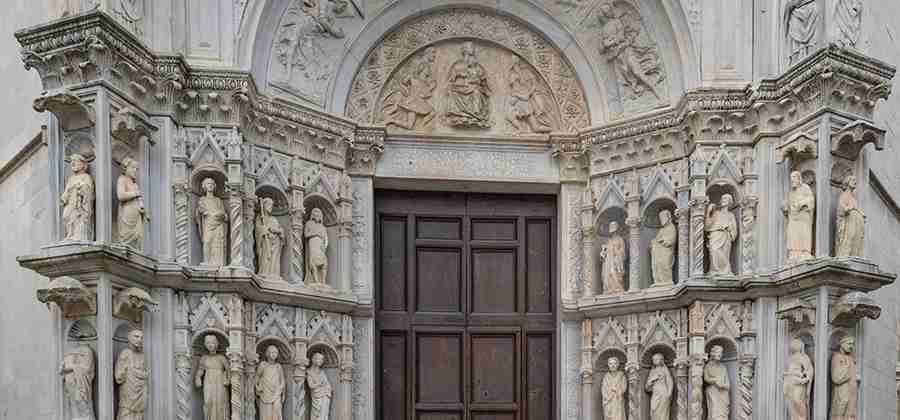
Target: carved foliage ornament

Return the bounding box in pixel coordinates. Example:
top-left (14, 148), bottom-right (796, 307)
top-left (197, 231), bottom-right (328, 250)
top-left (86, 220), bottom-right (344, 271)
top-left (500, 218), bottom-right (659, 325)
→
top-left (346, 8), bottom-right (589, 133)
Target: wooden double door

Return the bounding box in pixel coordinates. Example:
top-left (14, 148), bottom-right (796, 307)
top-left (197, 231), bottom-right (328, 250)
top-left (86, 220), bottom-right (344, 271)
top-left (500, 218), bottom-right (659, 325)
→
top-left (375, 191), bottom-right (557, 420)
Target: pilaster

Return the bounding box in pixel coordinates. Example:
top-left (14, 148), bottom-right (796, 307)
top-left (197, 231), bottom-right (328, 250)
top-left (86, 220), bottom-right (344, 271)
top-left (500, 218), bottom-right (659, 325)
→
top-left (96, 275), bottom-right (114, 420)
top-left (580, 319), bottom-right (594, 420)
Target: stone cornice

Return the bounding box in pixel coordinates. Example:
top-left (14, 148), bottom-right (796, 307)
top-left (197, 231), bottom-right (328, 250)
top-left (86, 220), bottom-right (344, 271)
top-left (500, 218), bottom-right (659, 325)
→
top-left (572, 45), bottom-right (895, 176)
top-left (565, 257), bottom-right (895, 319)
top-left (16, 10), bottom-right (362, 167)
top-left (18, 244), bottom-right (373, 316)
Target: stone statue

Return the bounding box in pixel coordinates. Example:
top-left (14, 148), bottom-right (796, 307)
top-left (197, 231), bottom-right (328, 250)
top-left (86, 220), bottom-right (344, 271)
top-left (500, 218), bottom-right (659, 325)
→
top-left (196, 178), bottom-right (229, 266)
top-left (445, 41), bottom-right (492, 128)
top-left (255, 197), bottom-right (285, 278)
top-left (256, 345), bottom-right (286, 420)
top-left (651, 209), bottom-right (677, 286)
top-left (703, 345), bottom-right (730, 420)
top-left (599, 221), bottom-right (626, 294)
top-left (61, 345), bottom-right (95, 420)
top-left (506, 56), bottom-right (552, 133)
top-left (833, 0), bottom-right (862, 48)
top-left (195, 334), bottom-right (230, 420)
top-left (645, 353), bottom-right (673, 420)
top-left (115, 328), bottom-right (148, 420)
top-left (117, 157), bottom-right (147, 250)
top-left (706, 194), bottom-right (737, 275)
top-left (784, 0), bottom-right (819, 63)
top-left (61, 153), bottom-right (94, 242)
top-left (596, 1), bottom-right (662, 100)
top-left (836, 174), bottom-right (865, 257)
top-left (305, 208), bottom-right (329, 286)
top-left (306, 352), bottom-right (332, 420)
top-left (784, 338), bottom-right (813, 420)
top-left (783, 171), bottom-right (815, 262)
top-left (601, 357), bottom-right (627, 420)
top-left (830, 336), bottom-right (858, 420)
top-left (382, 46), bottom-right (437, 130)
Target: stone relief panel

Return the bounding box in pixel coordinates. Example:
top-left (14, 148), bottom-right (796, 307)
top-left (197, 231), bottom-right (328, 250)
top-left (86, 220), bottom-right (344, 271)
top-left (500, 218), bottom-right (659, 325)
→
top-left (269, 0), bottom-right (364, 107)
top-left (539, 0), bottom-right (669, 116)
top-left (346, 8), bottom-right (589, 133)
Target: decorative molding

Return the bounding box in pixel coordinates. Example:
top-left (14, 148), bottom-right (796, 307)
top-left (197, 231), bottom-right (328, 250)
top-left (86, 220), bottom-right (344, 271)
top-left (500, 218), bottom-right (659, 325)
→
top-left (831, 119), bottom-right (886, 160)
top-left (33, 91), bottom-right (95, 131)
top-left (36, 277), bottom-right (96, 318)
top-left (830, 291), bottom-right (881, 326)
top-left (775, 132), bottom-right (818, 164)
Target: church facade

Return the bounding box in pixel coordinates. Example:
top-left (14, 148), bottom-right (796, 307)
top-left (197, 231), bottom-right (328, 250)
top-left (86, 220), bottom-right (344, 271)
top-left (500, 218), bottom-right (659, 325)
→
top-left (5, 0), bottom-right (900, 420)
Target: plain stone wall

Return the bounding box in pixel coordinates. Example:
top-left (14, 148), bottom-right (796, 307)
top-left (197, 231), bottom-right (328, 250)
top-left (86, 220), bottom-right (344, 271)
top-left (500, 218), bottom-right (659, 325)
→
top-left (0, 146), bottom-right (55, 420)
top-left (0, 2), bottom-right (54, 419)
top-left (860, 1), bottom-right (900, 418)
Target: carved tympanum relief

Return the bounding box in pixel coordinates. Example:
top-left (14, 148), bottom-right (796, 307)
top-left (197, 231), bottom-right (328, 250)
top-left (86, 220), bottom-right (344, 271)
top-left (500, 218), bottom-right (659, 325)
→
top-left (347, 9), bottom-right (589, 133)
top-left (63, 345), bottom-right (96, 420)
top-left (645, 353), bottom-right (674, 420)
top-left (269, 0), bottom-right (361, 106)
top-left (836, 174), bottom-right (865, 257)
top-left (257, 345), bottom-right (286, 420)
top-left (650, 209), bottom-right (676, 286)
top-left (600, 221), bottom-right (627, 294)
top-left (830, 336), bottom-right (858, 420)
top-left (785, 0), bottom-right (820, 64)
top-left (704, 345), bottom-right (730, 420)
top-left (116, 328), bottom-right (149, 420)
top-left (784, 338), bottom-right (813, 420)
top-left (784, 171), bottom-right (815, 262)
top-left (196, 178), bottom-right (229, 267)
top-left (196, 334), bottom-right (230, 420)
top-left (706, 194), bottom-right (737, 276)
top-left (377, 40), bottom-right (561, 135)
top-left (61, 153), bottom-right (95, 242)
top-left (116, 157), bottom-right (147, 250)
top-left (602, 356), bottom-right (628, 420)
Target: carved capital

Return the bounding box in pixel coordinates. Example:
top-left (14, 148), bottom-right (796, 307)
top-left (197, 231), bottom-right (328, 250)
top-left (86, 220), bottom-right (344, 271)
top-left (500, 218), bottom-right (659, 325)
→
top-left (36, 277), bottom-right (96, 318)
top-left (777, 298), bottom-right (816, 329)
top-left (347, 126), bottom-right (385, 176)
top-left (33, 91), bottom-right (95, 131)
top-left (113, 287), bottom-right (159, 324)
top-left (831, 120), bottom-right (886, 160)
top-left (775, 132), bottom-right (818, 164)
top-left (830, 291), bottom-right (882, 326)
top-left (111, 107), bottom-right (155, 145)
top-left (551, 133), bottom-right (588, 182)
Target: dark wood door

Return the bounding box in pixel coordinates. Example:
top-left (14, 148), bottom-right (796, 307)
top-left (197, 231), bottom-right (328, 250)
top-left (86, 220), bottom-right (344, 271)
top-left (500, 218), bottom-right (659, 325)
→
top-left (376, 191), bottom-right (556, 420)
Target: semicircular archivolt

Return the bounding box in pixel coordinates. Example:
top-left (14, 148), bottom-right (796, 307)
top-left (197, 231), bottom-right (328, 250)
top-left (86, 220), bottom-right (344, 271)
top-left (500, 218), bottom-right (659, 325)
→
top-left (345, 8), bottom-right (590, 134)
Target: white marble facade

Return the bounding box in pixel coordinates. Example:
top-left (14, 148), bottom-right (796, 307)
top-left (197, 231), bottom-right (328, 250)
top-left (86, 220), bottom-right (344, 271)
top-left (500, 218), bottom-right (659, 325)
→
top-left (6, 0), bottom-right (900, 420)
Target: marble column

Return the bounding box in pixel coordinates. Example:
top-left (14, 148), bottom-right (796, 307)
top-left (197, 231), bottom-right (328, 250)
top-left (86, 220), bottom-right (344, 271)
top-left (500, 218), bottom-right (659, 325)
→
top-left (292, 310), bottom-right (309, 420)
top-left (737, 356), bottom-right (755, 420)
top-left (173, 292), bottom-right (191, 420)
top-left (689, 198), bottom-right (709, 278)
top-left (581, 319), bottom-right (594, 420)
top-left (289, 189), bottom-right (305, 283)
top-left (582, 222), bottom-right (596, 297)
top-left (97, 275), bottom-right (114, 420)
top-left (626, 217), bottom-right (641, 291)
top-left (226, 296), bottom-right (244, 420)
top-left (243, 189), bottom-right (257, 274)
top-left (675, 207), bottom-right (690, 282)
top-left (689, 354), bottom-right (705, 420)
top-left (675, 359), bottom-right (689, 420)
top-left (338, 199), bottom-right (353, 292)
top-left (626, 363), bottom-right (641, 420)
top-left (338, 315), bottom-right (355, 420)
top-left (228, 190), bottom-right (245, 267)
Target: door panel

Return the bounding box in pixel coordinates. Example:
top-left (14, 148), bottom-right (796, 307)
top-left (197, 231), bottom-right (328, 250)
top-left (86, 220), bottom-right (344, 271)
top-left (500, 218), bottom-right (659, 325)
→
top-left (376, 191), bottom-right (556, 420)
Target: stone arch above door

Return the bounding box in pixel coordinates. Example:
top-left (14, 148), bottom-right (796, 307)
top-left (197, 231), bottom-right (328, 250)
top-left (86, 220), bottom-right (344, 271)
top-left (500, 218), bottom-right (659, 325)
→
top-left (343, 8), bottom-right (591, 134)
